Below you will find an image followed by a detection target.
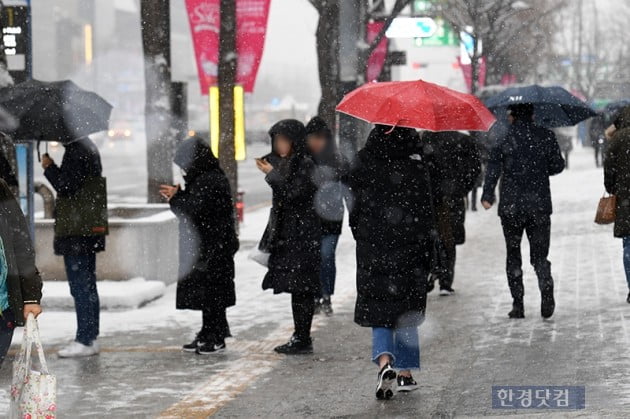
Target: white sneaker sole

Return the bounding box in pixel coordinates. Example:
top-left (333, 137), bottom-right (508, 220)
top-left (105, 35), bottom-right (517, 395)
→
top-left (58, 350), bottom-right (98, 358)
top-left (397, 384), bottom-right (419, 393)
top-left (375, 368), bottom-right (397, 400)
top-left (197, 346), bottom-right (226, 355)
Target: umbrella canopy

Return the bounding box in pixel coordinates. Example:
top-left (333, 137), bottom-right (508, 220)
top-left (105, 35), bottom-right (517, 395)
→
top-left (484, 85), bottom-right (597, 128)
top-left (0, 79), bottom-right (112, 143)
top-left (336, 80), bottom-right (496, 132)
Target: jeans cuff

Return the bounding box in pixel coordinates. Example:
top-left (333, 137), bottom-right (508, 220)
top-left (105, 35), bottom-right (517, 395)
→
top-left (372, 351), bottom-right (395, 366)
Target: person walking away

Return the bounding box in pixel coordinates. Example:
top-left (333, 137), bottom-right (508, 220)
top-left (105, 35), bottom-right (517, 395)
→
top-left (481, 104), bottom-right (565, 319)
top-left (423, 131), bottom-right (481, 296)
top-left (256, 119), bottom-right (321, 354)
top-left (603, 105), bottom-right (630, 304)
top-left (0, 179), bottom-right (43, 368)
top-left (589, 115), bottom-right (606, 167)
top-left (160, 137), bottom-right (239, 354)
top-left (42, 137), bottom-right (105, 357)
top-left (305, 116), bottom-right (348, 315)
top-left (349, 126), bottom-right (435, 399)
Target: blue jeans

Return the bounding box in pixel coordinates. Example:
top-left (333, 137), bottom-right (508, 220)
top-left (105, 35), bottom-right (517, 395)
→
top-left (64, 254), bottom-right (100, 346)
top-left (624, 237), bottom-right (630, 290)
top-left (320, 234), bottom-right (340, 297)
top-left (372, 326), bottom-right (420, 370)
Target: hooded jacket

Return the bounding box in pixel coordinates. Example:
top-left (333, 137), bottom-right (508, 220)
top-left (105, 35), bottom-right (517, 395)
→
top-left (262, 119), bottom-right (321, 295)
top-left (170, 137), bottom-right (238, 310)
top-left (305, 116), bottom-right (349, 236)
top-left (0, 180), bottom-right (42, 326)
top-left (349, 126), bottom-right (434, 328)
top-left (605, 106), bottom-right (630, 237)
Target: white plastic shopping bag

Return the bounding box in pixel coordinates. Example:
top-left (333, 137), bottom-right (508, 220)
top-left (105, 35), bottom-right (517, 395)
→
top-left (9, 313), bottom-right (57, 419)
top-left (248, 245), bottom-right (270, 267)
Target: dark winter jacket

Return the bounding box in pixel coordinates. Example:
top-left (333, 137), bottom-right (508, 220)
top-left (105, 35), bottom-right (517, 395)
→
top-left (305, 117), bottom-right (349, 236)
top-left (482, 119), bottom-right (565, 218)
top-left (44, 138), bottom-right (106, 255)
top-left (423, 131), bottom-right (481, 245)
top-left (262, 120), bottom-right (321, 295)
top-left (0, 180), bottom-right (42, 326)
top-left (170, 138), bottom-right (238, 310)
top-left (605, 106), bottom-right (630, 238)
top-left (0, 152), bottom-right (17, 189)
top-left (349, 126), bottom-right (434, 328)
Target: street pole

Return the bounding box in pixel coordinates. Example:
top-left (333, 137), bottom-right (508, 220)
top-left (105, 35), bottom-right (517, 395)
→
top-left (218, 0), bottom-right (238, 202)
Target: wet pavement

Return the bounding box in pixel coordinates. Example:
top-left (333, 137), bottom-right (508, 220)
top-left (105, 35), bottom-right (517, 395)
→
top-left (3, 147), bottom-right (630, 418)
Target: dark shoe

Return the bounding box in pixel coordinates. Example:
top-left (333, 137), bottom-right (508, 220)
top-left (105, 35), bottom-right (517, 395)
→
top-left (322, 296), bottom-right (333, 316)
top-left (313, 298), bottom-right (323, 315)
top-left (397, 374), bottom-right (418, 392)
top-left (375, 364), bottom-right (397, 400)
top-left (541, 290), bottom-right (555, 319)
top-left (626, 292), bottom-right (630, 304)
top-left (274, 335), bottom-right (313, 355)
top-left (439, 286), bottom-right (455, 296)
top-left (197, 341), bottom-right (226, 355)
top-left (508, 300), bottom-right (525, 319)
top-left (182, 338), bottom-right (202, 353)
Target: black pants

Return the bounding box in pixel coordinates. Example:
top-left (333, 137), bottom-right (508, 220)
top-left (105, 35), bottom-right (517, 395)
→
top-left (501, 214), bottom-right (554, 302)
top-left (199, 307), bottom-right (231, 343)
top-left (292, 292), bottom-right (315, 340)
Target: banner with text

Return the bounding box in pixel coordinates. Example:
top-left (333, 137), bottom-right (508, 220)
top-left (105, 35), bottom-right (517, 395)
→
top-left (366, 22), bottom-right (388, 82)
top-left (185, 0), bottom-right (271, 94)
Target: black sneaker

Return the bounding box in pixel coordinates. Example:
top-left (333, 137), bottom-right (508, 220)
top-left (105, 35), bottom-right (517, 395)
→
top-left (274, 335), bottom-right (313, 355)
top-left (439, 286), bottom-right (455, 296)
top-left (541, 290), bottom-right (555, 319)
top-left (375, 364), bottom-right (397, 400)
top-left (397, 375), bottom-right (419, 392)
top-left (508, 301), bottom-right (525, 319)
top-left (321, 296), bottom-right (333, 316)
top-left (182, 338), bottom-right (202, 353)
top-left (197, 341), bottom-right (226, 355)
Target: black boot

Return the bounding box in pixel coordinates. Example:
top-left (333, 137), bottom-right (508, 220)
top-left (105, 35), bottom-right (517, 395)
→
top-left (541, 288), bottom-right (555, 319)
top-left (321, 295), bottom-right (333, 316)
top-left (274, 335), bottom-right (313, 355)
top-left (508, 299), bottom-right (525, 319)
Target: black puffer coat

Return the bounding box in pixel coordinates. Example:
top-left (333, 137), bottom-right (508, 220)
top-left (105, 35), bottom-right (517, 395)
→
top-left (349, 126), bottom-right (434, 328)
top-left (44, 138), bottom-right (106, 255)
top-left (0, 180), bottom-right (42, 326)
top-left (605, 106), bottom-right (630, 237)
top-left (262, 120), bottom-right (321, 295)
top-left (170, 138), bottom-right (238, 310)
top-left (305, 116), bottom-right (349, 236)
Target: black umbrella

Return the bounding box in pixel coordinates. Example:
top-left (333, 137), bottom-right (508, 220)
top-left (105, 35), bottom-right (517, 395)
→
top-left (0, 79), bottom-right (112, 143)
top-left (485, 85), bottom-right (597, 128)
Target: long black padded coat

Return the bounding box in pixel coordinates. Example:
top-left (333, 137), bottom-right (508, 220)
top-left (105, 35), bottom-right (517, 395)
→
top-left (349, 126), bottom-right (435, 328)
top-left (262, 120), bottom-right (321, 295)
top-left (170, 138), bottom-right (238, 311)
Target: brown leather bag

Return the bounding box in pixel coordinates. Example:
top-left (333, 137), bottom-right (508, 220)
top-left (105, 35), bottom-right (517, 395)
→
top-left (595, 194), bottom-right (616, 225)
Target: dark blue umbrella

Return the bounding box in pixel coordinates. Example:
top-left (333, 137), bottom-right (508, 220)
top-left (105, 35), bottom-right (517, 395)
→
top-left (485, 85), bottom-right (597, 128)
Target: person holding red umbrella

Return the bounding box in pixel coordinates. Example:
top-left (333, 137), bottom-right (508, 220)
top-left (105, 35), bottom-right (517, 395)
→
top-left (349, 125), bottom-right (437, 399)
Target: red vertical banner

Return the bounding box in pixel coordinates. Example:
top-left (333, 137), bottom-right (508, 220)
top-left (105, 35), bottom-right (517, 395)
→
top-left (185, 0), bottom-right (220, 94)
top-left (366, 22), bottom-right (388, 82)
top-left (236, 0), bottom-right (272, 92)
top-left (185, 0), bottom-right (272, 94)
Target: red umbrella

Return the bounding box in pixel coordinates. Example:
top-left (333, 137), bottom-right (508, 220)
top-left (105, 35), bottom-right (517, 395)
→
top-left (336, 79), bottom-right (496, 132)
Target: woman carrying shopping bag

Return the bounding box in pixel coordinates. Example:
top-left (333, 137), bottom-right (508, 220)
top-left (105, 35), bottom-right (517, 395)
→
top-left (256, 119), bottom-right (321, 355)
top-left (0, 178), bottom-right (43, 368)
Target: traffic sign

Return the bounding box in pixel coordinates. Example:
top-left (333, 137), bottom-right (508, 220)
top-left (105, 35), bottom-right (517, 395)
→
top-left (414, 18), bottom-right (458, 47)
top-left (386, 17), bottom-right (437, 39)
